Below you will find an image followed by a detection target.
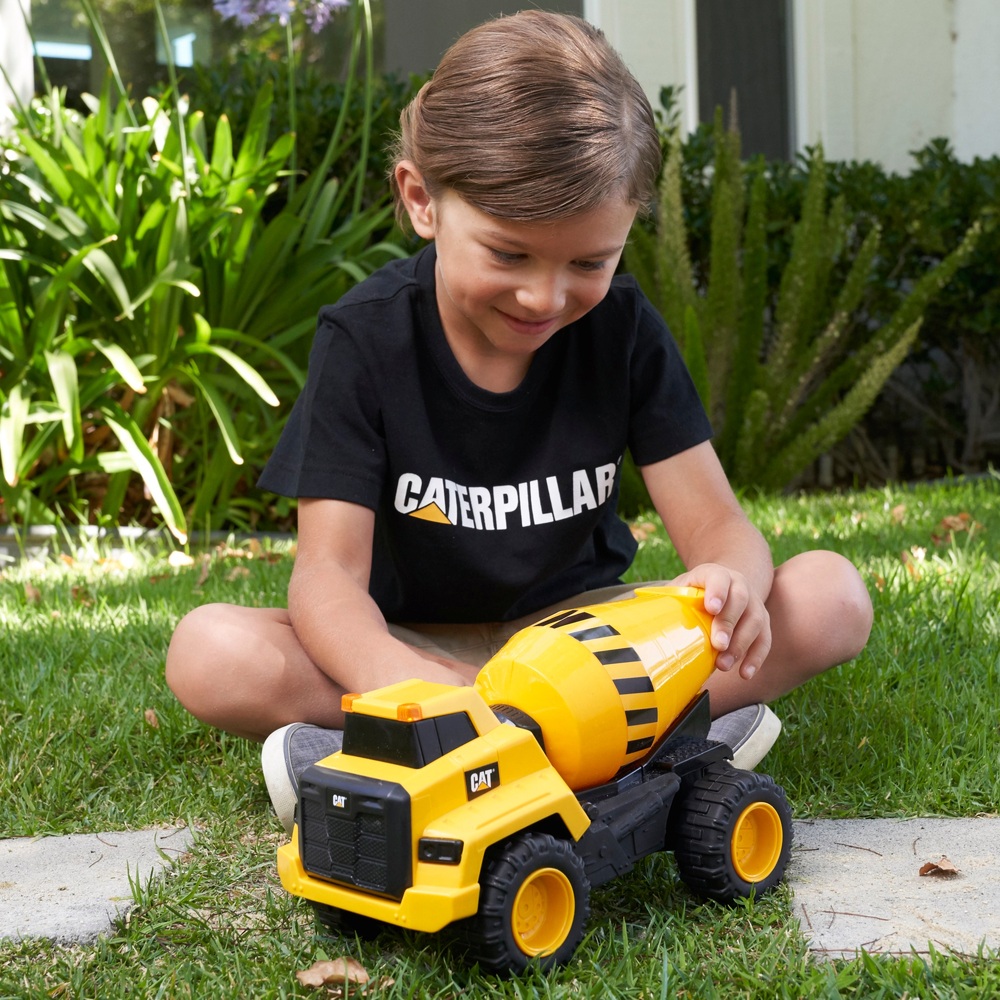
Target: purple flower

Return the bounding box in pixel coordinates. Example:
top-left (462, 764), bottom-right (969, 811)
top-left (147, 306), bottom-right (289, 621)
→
top-left (302, 0), bottom-right (349, 32)
top-left (214, 0), bottom-right (348, 32)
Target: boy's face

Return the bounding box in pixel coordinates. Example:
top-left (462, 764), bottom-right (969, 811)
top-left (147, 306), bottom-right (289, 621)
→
top-left (401, 174), bottom-right (637, 391)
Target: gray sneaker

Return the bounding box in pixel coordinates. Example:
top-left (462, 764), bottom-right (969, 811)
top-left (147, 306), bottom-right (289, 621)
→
top-left (261, 723), bottom-right (344, 834)
top-left (708, 704), bottom-right (781, 770)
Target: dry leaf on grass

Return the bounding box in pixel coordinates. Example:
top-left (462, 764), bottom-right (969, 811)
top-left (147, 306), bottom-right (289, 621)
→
top-left (24, 582), bottom-right (41, 604)
top-left (932, 511), bottom-right (983, 546)
top-left (919, 856), bottom-right (960, 877)
top-left (144, 708), bottom-right (159, 729)
top-left (296, 957), bottom-right (370, 989)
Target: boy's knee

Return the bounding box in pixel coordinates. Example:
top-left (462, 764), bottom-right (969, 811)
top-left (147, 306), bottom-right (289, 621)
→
top-left (165, 604), bottom-right (228, 701)
top-left (776, 550), bottom-right (873, 663)
top-left (833, 552), bottom-right (873, 646)
top-left (812, 551), bottom-right (874, 660)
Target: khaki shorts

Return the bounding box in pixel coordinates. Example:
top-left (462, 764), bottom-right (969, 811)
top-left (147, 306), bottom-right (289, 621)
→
top-left (388, 581), bottom-right (669, 669)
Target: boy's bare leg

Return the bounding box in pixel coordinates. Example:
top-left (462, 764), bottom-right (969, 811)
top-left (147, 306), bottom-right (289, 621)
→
top-left (166, 605), bottom-right (349, 742)
top-left (167, 549), bottom-right (872, 740)
top-left (703, 550), bottom-right (873, 717)
top-left (166, 605), bottom-right (482, 742)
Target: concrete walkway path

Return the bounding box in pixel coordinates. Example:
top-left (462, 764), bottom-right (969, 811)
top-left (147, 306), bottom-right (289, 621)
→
top-left (1, 819), bottom-right (997, 958)
top-left (790, 817), bottom-right (1000, 958)
top-left (0, 827), bottom-right (193, 944)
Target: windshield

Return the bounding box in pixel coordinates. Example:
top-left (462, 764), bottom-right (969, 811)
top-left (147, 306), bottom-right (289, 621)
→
top-left (343, 711), bottom-right (478, 768)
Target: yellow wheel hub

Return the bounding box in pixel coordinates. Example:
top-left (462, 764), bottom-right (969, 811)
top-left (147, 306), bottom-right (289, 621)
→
top-left (731, 800), bottom-right (783, 883)
top-left (511, 867), bottom-right (575, 957)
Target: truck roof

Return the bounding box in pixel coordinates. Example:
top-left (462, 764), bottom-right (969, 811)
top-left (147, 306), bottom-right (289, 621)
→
top-left (343, 678), bottom-right (499, 734)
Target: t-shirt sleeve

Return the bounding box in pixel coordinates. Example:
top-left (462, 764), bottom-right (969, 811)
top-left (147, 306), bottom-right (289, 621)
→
top-left (257, 313), bottom-right (385, 506)
top-left (626, 293), bottom-right (714, 466)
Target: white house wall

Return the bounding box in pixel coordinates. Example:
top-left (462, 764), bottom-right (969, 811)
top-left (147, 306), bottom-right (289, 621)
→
top-left (953, 0), bottom-right (1000, 162)
top-left (0, 0), bottom-right (32, 129)
top-left (585, 0), bottom-right (700, 133)
top-left (591, 0), bottom-right (1000, 174)
top-left (792, 0), bottom-right (857, 163)
top-left (804, 0), bottom-right (957, 172)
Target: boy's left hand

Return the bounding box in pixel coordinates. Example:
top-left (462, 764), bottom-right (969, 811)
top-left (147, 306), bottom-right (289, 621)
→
top-left (672, 563), bottom-right (771, 679)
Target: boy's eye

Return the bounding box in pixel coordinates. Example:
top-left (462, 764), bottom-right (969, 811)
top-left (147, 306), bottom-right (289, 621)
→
top-left (488, 248), bottom-right (523, 264)
top-left (574, 259), bottom-right (607, 272)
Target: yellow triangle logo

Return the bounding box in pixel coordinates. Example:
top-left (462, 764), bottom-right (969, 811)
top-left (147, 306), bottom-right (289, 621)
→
top-left (411, 502), bottom-right (452, 524)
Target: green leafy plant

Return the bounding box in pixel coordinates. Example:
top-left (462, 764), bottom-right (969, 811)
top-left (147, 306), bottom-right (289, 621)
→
top-left (826, 141), bottom-right (1000, 472)
top-left (626, 113), bottom-right (981, 491)
top-left (637, 94), bottom-right (1000, 484)
top-left (181, 51), bottom-right (422, 219)
top-left (0, 0), bottom-right (403, 540)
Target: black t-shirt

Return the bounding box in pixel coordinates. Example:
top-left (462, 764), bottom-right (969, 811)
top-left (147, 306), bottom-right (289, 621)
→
top-left (258, 245), bottom-right (712, 623)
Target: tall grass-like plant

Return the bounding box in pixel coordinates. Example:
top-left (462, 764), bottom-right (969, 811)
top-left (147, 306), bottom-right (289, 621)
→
top-left (213, 1), bottom-right (364, 206)
top-left (626, 114), bottom-right (981, 490)
top-left (0, 0), bottom-right (401, 540)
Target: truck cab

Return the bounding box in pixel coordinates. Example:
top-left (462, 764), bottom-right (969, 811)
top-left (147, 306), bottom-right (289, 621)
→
top-left (278, 680), bottom-right (592, 939)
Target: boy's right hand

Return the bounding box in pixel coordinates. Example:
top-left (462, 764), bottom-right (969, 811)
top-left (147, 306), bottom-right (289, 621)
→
top-left (672, 562), bottom-right (772, 681)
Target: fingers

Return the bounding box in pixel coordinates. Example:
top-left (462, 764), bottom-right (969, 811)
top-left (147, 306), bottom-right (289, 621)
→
top-left (674, 564), bottom-right (771, 678)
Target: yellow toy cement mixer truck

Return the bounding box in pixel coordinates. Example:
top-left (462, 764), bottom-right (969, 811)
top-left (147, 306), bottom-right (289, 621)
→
top-left (276, 586), bottom-right (792, 972)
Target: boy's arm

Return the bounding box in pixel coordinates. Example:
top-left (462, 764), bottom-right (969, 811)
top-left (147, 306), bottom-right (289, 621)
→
top-left (639, 441), bottom-right (774, 679)
top-left (288, 497), bottom-right (478, 693)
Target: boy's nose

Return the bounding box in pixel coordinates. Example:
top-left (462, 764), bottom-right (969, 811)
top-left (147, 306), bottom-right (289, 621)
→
top-left (515, 272), bottom-right (566, 316)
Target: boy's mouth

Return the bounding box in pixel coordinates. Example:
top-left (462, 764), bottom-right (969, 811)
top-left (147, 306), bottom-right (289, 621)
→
top-left (497, 309), bottom-right (561, 335)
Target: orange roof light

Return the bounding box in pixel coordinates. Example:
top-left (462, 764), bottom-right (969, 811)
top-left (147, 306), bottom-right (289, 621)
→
top-left (341, 693), bottom-right (360, 713)
top-left (397, 703), bottom-right (423, 722)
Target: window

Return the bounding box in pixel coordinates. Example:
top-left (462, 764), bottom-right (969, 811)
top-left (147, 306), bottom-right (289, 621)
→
top-left (343, 712), bottom-right (479, 768)
top-left (696, 0), bottom-right (794, 159)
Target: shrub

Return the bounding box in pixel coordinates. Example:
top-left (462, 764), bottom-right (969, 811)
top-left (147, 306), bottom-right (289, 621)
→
top-left (633, 98), bottom-right (1000, 487)
top-left (827, 141), bottom-right (1000, 473)
top-left (179, 54), bottom-right (423, 219)
top-left (625, 113), bottom-right (981, 492)
top-left (0, 0), bottom-right (404, 540)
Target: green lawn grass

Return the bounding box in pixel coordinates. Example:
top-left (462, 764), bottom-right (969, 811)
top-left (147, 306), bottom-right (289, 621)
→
top-left (2, 475), bottom-right (998, 998)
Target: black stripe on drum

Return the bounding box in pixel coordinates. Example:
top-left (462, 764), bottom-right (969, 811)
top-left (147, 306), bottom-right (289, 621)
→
top-left (614, 676), bottom-right (654, 695)
top-left (626, 736), bottom-right (655, 754)
top-left (569, 624), bottom-right (620, 641)
top-left (534, 609), bottom-right (595, 628)
top-left (595, 647), bottom-right (642, 665)
top-left (625, 707), bottom-right (658, 727)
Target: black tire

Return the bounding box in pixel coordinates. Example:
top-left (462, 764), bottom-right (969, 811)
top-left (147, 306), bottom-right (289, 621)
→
top-left (671, 763), bottom-right (792, 902)
top-left (465, 831), bottom-right (591, 974)
top-left (312, 901), bottom-right (384, 941)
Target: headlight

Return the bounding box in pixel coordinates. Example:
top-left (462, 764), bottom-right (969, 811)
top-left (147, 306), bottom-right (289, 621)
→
top-left (417, 838), bottom-right (464, 864)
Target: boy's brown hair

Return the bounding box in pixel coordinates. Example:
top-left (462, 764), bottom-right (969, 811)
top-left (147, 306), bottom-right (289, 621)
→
top-left (390, 10), bottom-right (661, 225)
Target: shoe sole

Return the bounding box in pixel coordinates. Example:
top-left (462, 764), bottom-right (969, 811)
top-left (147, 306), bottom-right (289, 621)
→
top-left (729, 705), bottom-right (782, 770)
top-left (261, 723), bottom-right (305, 835)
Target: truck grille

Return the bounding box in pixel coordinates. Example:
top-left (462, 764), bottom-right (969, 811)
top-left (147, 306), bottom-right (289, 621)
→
top-left (298, 766), bottom-right (412, 900)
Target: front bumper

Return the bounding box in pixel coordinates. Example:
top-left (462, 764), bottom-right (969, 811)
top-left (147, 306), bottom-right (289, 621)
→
top-left (277, 831), bottom-right (480, 933)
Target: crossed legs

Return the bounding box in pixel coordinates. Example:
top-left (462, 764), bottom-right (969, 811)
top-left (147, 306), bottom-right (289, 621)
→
top-left (165, 549), bottom-right (872, 741)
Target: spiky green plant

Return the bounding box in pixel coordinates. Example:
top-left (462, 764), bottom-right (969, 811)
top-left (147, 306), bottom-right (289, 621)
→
top-left (626, 114), bottom-right (980, 491)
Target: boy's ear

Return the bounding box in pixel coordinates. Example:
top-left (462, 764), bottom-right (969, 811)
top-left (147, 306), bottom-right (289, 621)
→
top-left (394, 161), bottom-right (436, 239)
